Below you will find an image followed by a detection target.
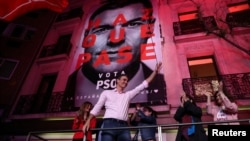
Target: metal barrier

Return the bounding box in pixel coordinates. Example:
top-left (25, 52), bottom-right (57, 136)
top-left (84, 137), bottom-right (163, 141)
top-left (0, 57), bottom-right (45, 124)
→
top-left (26, 118), bottom-right (250, 141)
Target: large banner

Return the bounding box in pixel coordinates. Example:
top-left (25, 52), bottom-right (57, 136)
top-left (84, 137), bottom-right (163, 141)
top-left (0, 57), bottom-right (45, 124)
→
top-left (65, 0), bottom-right (166, 108)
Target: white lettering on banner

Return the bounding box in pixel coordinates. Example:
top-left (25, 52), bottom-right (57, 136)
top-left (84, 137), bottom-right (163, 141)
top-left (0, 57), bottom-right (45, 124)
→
top-left (96, 79), bottom-right (116, 89)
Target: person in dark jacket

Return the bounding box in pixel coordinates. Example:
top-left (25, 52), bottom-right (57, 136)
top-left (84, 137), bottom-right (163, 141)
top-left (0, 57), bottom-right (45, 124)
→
top-left (130, 103), bottom-right (157, 141)
top-left (174, 91), bottom-right (207, 141)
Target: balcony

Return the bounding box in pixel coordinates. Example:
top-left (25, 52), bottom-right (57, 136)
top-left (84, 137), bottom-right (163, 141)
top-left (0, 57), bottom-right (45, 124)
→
top-left (173, 16), bottom-right (218, 36)
top-left (39, 43), bottom-right (72, 58)
top-left (13, 92), bottom-right (64, 116)
top-left (226, 10), bottom-right (250, 28)
top-left (38, 33), bottom-right (72, 63)
top-left (183, 72), bottom-right (250, 102)
top-left (17, 119), bottom-right (250, 141)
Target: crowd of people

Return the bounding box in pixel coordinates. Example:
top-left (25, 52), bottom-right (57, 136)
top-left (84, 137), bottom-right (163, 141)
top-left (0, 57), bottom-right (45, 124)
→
top-left (71, 67), bottom-right (239, 141)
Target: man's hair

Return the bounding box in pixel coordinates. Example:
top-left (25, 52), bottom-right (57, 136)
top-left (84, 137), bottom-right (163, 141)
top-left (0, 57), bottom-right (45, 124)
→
top-left (213, 91), bottom-right (235, 105)
top-left (90, 0), bottom-right (153, 21)
top-left (115, 74), bottom-right (129, 85)
top-left (116, 74), bottom-right (128, 80)
top-left (144, 106), bottom-right (157, 118)
top-left (84, 0), bottom-right (154, 37)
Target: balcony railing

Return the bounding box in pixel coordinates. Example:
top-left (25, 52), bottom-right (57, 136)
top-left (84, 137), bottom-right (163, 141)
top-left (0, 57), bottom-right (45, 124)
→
top-left (173, 16), bottom-right (218, 36)
top-left (226, 10), bottom-right (250, 28)
top-left (13, 92), bottom-right (64, 115)
top-left (183, 72), bottom-right (250, 102)
top-left (39, 43), bottom-right (72, 58)
top-left (25, 119), bottom-right (250, 141)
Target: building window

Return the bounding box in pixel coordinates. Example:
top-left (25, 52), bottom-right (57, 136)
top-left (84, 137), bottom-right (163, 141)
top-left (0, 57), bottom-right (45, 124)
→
top-left (11, 25), bottom-right (25, 38)
top-left (174, 11), bottom-right (206, 36)
top-left (226, 2), bottom-right (250, 28)
top-left (188, 57), bottom-right (218, 78)
top-left (6, 39), bottom-right (22, 48)
top-left (24, 29), bottom-right (36, 40)
top-left (0, 58), bottom-right (19, 80)
top-left (39, 34), bottom-right (72, 58)
top-left (228, 2), bottom-right (249, 13)
top-left (55, 7), bottom-right (83, 22)
top-left (31, 74), bottom-right (57, 113)
top-left (173, 13), bottom-right (217, 36)
top-left (179, 11), bottom-right (198, 21)
top-left (181, 57), bottom-right (219, 101)
top-left (0, 21), bottom-right (8, 34)
top-left (2, 23), bottom-right (36, 40)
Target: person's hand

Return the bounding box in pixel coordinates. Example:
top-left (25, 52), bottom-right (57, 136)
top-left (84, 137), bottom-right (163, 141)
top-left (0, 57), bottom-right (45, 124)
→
top-left (146, 62), bottom-right (162, 83)
top-left (217, 91), bottom-right (226, 99)
top-left (135, 103), bottom-right (142, 111)
top-left (155, 62), bottom-right (162, 73)
top-left (180, 91), bottom-right (186, 107)
top-left (82, 120), bottom-right (90, 132)
top-left (218, 81), bottom-right (223, 92)
top-left (203, 90), bottom-right (212, 97)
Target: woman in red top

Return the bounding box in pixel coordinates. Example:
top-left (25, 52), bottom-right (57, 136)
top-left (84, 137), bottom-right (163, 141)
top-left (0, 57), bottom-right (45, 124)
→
top-left (72, 101), bottom-right (97, 141)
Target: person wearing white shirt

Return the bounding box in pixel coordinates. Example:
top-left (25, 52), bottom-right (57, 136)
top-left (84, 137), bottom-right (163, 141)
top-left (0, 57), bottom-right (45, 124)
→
top-left (83, 62), bottom-right (162, 141)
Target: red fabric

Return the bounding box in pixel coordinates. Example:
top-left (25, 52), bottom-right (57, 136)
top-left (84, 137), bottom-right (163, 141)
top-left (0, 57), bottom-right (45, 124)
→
top-left (72, 116), bottom-right (97, 141)
top-left (0, 0), bottom-right (68, 21)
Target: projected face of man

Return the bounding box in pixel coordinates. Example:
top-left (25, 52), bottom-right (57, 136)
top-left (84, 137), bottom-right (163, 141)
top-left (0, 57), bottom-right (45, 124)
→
top-left (84, 3), bottom-right (154, 73)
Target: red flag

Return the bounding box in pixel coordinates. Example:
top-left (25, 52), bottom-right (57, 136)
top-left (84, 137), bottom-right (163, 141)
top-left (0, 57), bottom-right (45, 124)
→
top-left (0, 0), bottom-right (69, 22)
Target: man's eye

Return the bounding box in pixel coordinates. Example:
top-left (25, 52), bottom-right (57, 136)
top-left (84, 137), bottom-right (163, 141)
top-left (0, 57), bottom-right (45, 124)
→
top-left (126, 21), bottom-right (145, 28)
top-left (92, 27), bottom-right (110, 34)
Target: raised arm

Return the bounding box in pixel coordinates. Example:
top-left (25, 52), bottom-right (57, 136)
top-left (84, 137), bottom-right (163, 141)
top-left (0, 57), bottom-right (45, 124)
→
top-left (146, 62), bottom-right (162, 84)
top-left (204, 91), bottom-right (213, 115)
top-left (218, 81), bottom-right (238, 113)
top-left (219, 91), bottom-right (238, 113)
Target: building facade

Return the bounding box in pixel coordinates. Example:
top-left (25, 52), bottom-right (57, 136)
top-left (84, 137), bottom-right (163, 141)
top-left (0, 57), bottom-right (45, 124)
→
top-left (0, 0), bottom-right (250, 140)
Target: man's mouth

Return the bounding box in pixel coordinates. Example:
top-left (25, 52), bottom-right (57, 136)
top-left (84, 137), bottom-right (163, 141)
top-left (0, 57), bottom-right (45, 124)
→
top-left (96, 49), bottom-right (131, 55)
top-left (107, 51), bottom-right (118, 55)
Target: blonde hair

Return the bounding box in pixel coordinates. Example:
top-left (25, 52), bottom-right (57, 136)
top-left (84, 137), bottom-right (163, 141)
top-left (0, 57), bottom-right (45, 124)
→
top-left (77, 101), bottom-right (93, 118)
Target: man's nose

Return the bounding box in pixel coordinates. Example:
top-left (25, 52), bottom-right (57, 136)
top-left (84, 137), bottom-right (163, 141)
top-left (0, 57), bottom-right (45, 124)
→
top-left (107, 24), bottom-right (125, 46)
top-left (114, 24), bottom-right (123, 38)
